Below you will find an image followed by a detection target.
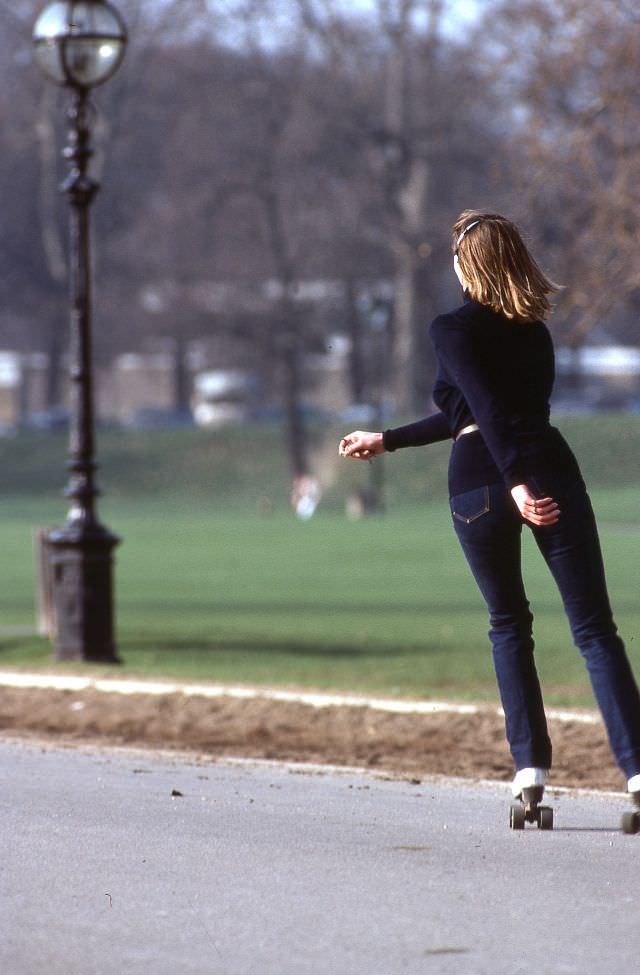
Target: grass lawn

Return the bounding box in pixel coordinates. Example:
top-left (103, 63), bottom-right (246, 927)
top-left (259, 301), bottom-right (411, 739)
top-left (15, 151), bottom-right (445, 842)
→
top-left (1, 477), bottom-right (638, 706)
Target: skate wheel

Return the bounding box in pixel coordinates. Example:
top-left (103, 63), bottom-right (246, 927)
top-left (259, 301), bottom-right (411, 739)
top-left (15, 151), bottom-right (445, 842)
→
top-left (510, 803), bottom-right (525, 830)
top-left (538, 806), bottom-right (553, 831)
top-left (621, 811), bottom-right (640, 835)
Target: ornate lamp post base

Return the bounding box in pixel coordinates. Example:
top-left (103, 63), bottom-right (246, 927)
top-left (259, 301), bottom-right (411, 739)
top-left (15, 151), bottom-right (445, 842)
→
top-left (46, 523), bottom-right (120, 662)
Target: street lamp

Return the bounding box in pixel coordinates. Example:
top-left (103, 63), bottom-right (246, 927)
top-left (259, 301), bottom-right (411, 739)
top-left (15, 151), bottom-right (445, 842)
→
top-left (32, 1), bottom-right (127, 662)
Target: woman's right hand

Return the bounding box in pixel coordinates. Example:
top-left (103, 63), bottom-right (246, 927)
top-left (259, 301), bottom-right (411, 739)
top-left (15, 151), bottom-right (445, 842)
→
top-left (510, 483), bottom-right (560, 526)
top-left (338, 430), bottom-right (385, 460)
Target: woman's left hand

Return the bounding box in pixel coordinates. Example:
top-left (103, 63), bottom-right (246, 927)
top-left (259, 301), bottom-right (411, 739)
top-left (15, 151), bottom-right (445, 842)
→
top-left (510, 483), bottom-right (560, 526)
top-left (338, 430), bottom-right (385, 460)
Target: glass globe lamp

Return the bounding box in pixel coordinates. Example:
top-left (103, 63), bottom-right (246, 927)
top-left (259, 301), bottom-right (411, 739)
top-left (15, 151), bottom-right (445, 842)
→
top-left (33, 0), bottom-right (127, 89)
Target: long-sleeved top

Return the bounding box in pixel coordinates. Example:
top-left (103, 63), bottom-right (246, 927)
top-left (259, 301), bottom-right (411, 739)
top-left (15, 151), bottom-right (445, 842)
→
top-left (382, 296), bottom-right (582, 496)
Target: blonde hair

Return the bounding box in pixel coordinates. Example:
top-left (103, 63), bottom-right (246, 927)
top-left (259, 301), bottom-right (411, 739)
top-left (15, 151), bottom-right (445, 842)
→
top-left (452, 210), bottom-right (560, 322)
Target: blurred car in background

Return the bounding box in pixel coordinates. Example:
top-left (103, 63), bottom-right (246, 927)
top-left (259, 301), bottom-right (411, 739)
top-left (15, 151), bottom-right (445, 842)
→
top-left (24, 407), bottom-right (71, 431)
top-left (191, 370), bottom-right (255, 428)
top-left (123, 407), bottom-right (194, 429)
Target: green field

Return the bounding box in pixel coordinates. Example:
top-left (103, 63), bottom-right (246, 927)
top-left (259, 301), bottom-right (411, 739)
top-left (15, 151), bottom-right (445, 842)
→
top-left (1, 418), bottom-right (639, 705)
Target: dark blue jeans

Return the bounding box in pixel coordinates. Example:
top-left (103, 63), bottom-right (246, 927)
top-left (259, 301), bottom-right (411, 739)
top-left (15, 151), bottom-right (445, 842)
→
top-left (450, 479), bottom-right (640, 778)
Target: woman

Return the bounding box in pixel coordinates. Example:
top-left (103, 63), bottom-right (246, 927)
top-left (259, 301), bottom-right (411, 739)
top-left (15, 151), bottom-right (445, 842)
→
top-left (339, 210), bottom-right (640, 819)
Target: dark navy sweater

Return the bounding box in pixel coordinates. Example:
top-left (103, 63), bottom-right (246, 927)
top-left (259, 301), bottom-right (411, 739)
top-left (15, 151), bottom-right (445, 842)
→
top-left (383, 297), bottom-right (582, 496)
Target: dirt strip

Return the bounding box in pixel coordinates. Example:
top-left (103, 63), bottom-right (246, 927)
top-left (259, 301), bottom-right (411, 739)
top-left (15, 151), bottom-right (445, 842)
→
top-left (0, 685), bottom-right (624, 791)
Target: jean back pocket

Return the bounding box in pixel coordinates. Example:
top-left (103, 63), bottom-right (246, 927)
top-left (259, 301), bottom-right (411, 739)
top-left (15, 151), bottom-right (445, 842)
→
top-left (450, 485), bottom-right (491, 524)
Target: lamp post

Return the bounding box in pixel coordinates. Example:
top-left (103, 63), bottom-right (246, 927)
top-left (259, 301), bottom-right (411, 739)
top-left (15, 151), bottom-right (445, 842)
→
top-left (33, 1), bottom-right (127, 662)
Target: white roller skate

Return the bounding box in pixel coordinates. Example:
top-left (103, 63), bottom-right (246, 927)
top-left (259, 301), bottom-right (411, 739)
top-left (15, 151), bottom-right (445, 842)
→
top-left (509, 767), bottom-right (553, 830)
top-left (621, 774), bottom-right (640, 835)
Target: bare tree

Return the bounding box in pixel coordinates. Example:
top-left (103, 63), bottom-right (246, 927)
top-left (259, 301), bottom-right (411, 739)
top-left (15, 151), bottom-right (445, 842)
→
top-left (1, 0), bottom-right (506, 443)
top-left (476, 0), bottom-right (640, 346)
top-left (293, 0), bottom-right (509, 410)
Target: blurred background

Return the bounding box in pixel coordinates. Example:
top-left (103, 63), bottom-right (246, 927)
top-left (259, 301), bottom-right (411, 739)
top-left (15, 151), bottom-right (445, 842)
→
top-left (0, 0), bottom-right (639, 701)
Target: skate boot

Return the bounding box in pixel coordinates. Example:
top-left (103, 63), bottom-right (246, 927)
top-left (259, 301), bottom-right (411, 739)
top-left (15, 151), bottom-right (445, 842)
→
top-left (621, 774), bottom-right (640, 835)
top-left (509, 767), bottom-right (553, 830)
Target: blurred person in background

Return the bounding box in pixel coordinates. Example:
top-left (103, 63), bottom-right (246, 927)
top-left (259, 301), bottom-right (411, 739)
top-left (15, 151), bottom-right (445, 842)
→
top-left (339, 210), bottom-right (640, 809)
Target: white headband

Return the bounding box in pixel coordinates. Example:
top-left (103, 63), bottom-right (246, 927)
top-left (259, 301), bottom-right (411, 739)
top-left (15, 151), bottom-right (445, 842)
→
top-left (456, 220), bottom-right (481, 247)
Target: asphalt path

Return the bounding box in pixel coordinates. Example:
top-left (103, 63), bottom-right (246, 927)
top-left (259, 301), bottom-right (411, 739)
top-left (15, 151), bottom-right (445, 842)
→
top-left (1, 739), bottom-right (638, 975)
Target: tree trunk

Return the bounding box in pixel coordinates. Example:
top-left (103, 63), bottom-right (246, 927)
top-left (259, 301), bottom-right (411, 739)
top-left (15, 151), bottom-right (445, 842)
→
top-left (45, 310), bottom-right (65, 410)
top-left (390, 157), bottom-right (431, 413)
top-left (172, 332), bottom-right (191, 413)
top-left (411, 257), bottom-right (435, 410)
top-left (282, 326), bottom-right (308, 478)
top-left (344, 278), bottom-right (367, 403)
top-left (36, 88), bottom-right (69, 414)
top-left (260, 171), bottom-right (310, 482)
